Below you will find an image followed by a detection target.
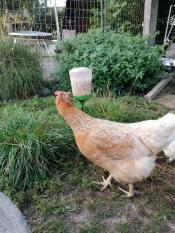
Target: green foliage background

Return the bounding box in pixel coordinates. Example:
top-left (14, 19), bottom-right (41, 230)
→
top-left (56, 30), bottom-right (163, 95)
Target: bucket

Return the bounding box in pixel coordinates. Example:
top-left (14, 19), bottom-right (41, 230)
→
top-left (69, 67), bottom-right (92, 97)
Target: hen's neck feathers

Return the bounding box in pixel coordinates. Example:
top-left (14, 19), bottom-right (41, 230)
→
top-left (57, 102), bottom-right (95, 132)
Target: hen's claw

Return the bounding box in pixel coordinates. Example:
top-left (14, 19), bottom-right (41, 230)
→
top-left (93, 175), bottom-right (112, 191)
top-left (118, 187), bottom-right (134, 198)
top-left (118, 183), bottom-right (136, 198)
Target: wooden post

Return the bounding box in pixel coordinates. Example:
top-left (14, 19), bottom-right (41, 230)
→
top-left (144, 72), bottom-right (175, 102)
top-left (143, 0), bottom-right (159, 45)
top-left (100, 0), bottom-right (104, 32)
top-left (54, 1), bottom-right (60, 40)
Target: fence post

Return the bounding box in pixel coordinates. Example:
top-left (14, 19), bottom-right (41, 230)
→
top-left (100, 0), bottom-right (104, 31)
top-left (103, 0), bottom-right (106, 29)
top-left (143, 0), bottom-right (159, 45)
top-left (54, 0), bottom-right (60, 41)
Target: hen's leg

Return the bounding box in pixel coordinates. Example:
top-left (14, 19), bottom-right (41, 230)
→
top-left (118, 183), bottom-right (134, 198)
top-left (93, 174), bottom-right (112, 191)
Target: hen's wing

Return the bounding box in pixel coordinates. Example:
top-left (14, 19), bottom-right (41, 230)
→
top-left (75, 122), bottom-right (151, 161)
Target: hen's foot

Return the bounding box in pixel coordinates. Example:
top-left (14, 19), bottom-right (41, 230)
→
top-left (93, 174), bottom-right (112, 191)
top-left (118, 183), bottom-right (136, 198)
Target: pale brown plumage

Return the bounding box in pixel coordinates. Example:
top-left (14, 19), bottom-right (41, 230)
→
top-left (55, 91), bottom-right (155, 197)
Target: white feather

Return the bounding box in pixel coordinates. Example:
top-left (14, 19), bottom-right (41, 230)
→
top-left (163, 140), bottom-right (175, 162)
top-left (131, 113), bottom-right (175, 154)
top-left (134, 156), bottom-right (156, 178)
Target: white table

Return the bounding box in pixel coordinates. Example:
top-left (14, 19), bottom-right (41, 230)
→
top-left (8, 31), bottom-right (53, 59)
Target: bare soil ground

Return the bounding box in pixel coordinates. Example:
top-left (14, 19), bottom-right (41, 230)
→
top-left (22, 155), bottom-right (175, 233)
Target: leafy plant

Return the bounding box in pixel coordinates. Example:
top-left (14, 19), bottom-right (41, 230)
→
top-left (0, 40), bottom-right (43, 101)
top-left (56, 30), bottom-right (164, 95)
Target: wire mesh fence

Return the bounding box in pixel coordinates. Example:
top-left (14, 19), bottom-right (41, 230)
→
top-left (104, 0), bottom-right (144, 34)
top-left (0, 0), bottom-right (145, 78)
top-left (0, 1), bottom-right (58, 39)
top-left (0, 0), bottom-right (145, 40)
top-left (61, 0), bottom-right (144, 38)
top-left (3, 0), bottom-right (175, 44)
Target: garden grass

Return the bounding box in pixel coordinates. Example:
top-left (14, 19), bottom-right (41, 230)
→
top-left (0, 95), bottom-right (175, 233)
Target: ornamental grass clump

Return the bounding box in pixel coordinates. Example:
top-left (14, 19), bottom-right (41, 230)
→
top-left (0, 105), bottom-right (75, 189)
top-left (0, 40), bottom-right (43, 101)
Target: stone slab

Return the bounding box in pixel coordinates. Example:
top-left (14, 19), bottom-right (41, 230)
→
top-left (0, 192), bottom-right (31, 233)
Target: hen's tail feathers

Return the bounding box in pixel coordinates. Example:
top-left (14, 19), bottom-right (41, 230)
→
top-left (134, 156), bottom-right (156, 179)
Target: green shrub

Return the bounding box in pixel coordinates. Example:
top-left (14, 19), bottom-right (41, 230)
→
top-left (0, 40), bottom-right (43, 101)
top-left (0, 103), bottom-right (76, 189)
top-left (56, 30), bottom-right (163, 95)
